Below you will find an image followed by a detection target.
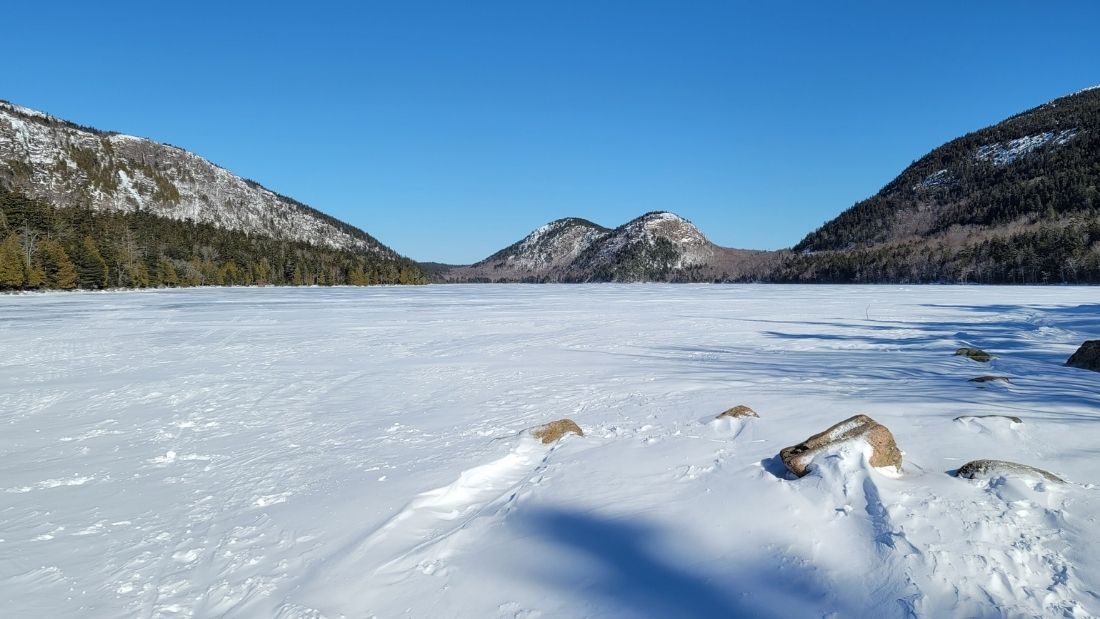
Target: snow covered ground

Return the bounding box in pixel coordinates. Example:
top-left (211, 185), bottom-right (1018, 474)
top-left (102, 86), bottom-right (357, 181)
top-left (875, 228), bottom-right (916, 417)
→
top-left (2, 285), bottom-right (1098, 618)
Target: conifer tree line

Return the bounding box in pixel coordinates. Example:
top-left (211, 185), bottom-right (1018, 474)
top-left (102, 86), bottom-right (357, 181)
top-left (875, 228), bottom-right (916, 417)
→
top-left (0, 189), bottom-right (428, 291)
top-left (764, 217), bottom-right (1100, 284)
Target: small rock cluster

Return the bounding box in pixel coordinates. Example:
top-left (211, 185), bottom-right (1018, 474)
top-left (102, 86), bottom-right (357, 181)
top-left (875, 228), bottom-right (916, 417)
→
top-left (522, 339), bottom-right (1089, 482)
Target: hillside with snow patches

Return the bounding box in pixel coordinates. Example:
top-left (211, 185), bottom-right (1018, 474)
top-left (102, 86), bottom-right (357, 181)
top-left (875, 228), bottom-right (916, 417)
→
top-left (2, 285), bottom-right (1099, 618)
top-left (795, 85), bottom-right (1100, 253)
top-left (0, 100), bottom-right (397, 256)
top-left (446, 212), bottom-right (768, 282)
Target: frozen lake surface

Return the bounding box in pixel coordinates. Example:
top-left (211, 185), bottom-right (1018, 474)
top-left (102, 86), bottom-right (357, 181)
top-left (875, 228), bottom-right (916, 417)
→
top-left (2, 285), bottom-right (1099, 618)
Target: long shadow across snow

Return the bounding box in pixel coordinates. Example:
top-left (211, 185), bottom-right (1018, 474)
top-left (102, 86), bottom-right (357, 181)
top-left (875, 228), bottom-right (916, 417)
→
top-left (648, 301), bottom-right (1100, 417)
top-left (516, 507), bottom-right (820, 619)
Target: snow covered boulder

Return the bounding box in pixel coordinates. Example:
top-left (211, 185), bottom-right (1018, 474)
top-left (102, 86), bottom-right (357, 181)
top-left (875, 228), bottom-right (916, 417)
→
top-left (953, 414), bottom-right (1022, 424)
top-left (717, 404), bottom-right (758, 419)
top-left (528, 419), bottom-right (583, 444)
top-left (779, 414), bottom-right (902, 478)
top-left (956, 459), bottom-right (1064, 483)
top-left (1066, 340), bottom-right (1100, 372)
top-left (955, 347), bottom-right (992, 362)
top-left (969, 375), bottom-right (1010, 384)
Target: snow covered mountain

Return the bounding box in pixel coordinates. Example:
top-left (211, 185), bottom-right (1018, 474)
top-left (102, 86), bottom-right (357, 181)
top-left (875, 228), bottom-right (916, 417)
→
top-left (446, 211), bottom-right (771, 282)
top-left (450, 217), bottom-right (610, 281)
top-left (0, 100), bottom-right (397, 257)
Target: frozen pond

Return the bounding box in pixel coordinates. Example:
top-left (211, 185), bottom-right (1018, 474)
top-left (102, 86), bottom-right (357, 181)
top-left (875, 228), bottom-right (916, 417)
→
top-left (2, 285), bottom-right (1098, 618)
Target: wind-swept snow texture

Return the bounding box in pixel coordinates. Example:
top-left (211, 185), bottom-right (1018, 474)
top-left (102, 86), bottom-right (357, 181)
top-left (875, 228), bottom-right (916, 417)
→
top-left (2, 285), bottom-right (1099, 618)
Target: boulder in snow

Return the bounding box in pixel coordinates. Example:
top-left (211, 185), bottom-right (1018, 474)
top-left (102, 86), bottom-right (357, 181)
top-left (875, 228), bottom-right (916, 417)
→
top-left (528, 419), bottom-right (583, 444)
top-left (1066, 340), bottom-right (1100, 372)
top-left (956, 459), bottom-right (1063, 483)
top-left (955, 347), bottom-right (992, 362)
top-left (717, 405), bottom-right (758, 419)
top-left (779, 414), bottom-right (902, 478)
top-left (954, 414), bottom-right (1022, 424)
top-left (969, 375), bottom-right (1010, 384)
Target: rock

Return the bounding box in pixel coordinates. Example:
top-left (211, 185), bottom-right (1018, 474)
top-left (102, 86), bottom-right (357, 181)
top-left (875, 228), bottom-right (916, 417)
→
top-left (1066, 340), bottom-right (1100, 372)
top-left (779, 414), bottom-right (902, 478)
top-left (969, 375), bottom-right (1010, 383)
top-left (717, 405), bottom-right (758, 419)
top-left (956, 459), bottom-right (1063, 483)
top-left (953, 414), bottom-right (1023, 424)
top-left (528, 419), bottom-right (583, 444)
top-left (955, 347), bottom-right (992, 362)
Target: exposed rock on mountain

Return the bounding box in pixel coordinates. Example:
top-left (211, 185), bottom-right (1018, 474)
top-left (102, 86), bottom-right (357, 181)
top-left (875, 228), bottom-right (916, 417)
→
top-left (447, 218), bottom-right (609, 282)
top-left (0, 100), bottom-right (397, 257)
top-left (446, 211), bottom-right (773, 282)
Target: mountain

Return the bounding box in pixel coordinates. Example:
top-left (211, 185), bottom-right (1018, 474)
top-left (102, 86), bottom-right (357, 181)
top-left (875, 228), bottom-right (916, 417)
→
top-left (445, 217), bottom-right (609, 282)
top-left (446, 212), bottom-right (772, 282)
top-left (0, 100), bottom-right (397, 256)
top-left (777, 86), bottom-right (1100, 283)
top-left (0, 100), bottom-right (427, 289)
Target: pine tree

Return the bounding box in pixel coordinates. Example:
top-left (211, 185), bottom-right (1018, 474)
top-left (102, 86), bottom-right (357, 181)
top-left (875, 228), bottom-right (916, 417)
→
top-left (157, 258), bottom-right (179, 287)
top-left (36, 239), bottom-right (77, 289)
top-left (73, 235), bottom-right (109, 289)
top-left (0, 233), bottom-right (27, 289)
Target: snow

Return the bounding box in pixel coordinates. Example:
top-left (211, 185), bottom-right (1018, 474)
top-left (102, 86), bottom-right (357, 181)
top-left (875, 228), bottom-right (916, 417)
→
top-left (915, 168), bottom-right (951, 190)
top-left (0, 100), bottom-right (50, 120)
top-left (974, 129), bottom-right (1079, 166)
top-left (0, 105), bottom-right (390, 256)
top-left (2, 285), bottom-right (1099, 618)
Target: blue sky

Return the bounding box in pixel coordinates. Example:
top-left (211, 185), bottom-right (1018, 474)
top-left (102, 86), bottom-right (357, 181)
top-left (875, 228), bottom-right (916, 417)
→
top-left (4, 2), bottom-right (1099, 263)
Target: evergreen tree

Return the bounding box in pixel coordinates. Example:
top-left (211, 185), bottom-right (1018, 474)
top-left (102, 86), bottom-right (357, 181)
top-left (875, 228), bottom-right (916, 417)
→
top-left (0, 233), bottom-right (27, 289)
top-left (36, 239), bottom-right (77, 289)
top-left (73, 235), bottom-right (109, 289)
top-left (157, 258), bottom-right (179, 287)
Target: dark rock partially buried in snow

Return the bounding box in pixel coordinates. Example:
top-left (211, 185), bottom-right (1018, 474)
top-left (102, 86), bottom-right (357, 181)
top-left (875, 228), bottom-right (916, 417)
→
top-left (955, 347), bottom-right (992, 362)
top-left (969, 375), bottom-right (1011, 384)
top-left (1065, 340), bottom-right (1100, 372)
top-left (528, 419), bottom-right (583, 444)
top-left (717, 405), bottom-right (758, 419)
top-left (954, 414), bottom-right (1023, 424)
top-left (779, 414), bottom-right (902, 478)
top-left (956, 459), bottom-right (1064, 483)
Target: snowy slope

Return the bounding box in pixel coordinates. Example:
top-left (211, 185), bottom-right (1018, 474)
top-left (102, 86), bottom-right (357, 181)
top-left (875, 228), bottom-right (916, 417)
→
top-left (0, 100), bottom-right (395, 256)
top-left (448, 218), bottom-right (610, 281)
top-left (2, 286), bottom-right (1099, 618)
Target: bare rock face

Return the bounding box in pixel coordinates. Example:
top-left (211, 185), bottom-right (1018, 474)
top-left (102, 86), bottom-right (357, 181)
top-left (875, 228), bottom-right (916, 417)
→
top-left (717, 405), bottom-right (758, 419)
top-left (956, 459), bottom-right (1064, 483)
top-left (1066, 340), bottom-right (1100, 372)
top-left (955, 347), bottom-right (992, 362)
top-left (779, 414), bottom-right (902, 478)
top-left (528, 419), bottom-right (583, 444)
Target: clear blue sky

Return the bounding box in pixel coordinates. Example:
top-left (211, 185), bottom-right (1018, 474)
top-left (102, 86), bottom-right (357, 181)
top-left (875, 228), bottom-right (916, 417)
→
top-left (3, 2), bottom-right (1099, 263)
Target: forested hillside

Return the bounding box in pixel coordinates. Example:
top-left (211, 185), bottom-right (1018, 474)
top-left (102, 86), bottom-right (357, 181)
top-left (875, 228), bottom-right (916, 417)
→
top-left (0, 189), bottom-right (427, 291)
top-left (795, 87), bottom-right (1100, 252)
top-left (763, 86), bottom-right (1100, 283)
